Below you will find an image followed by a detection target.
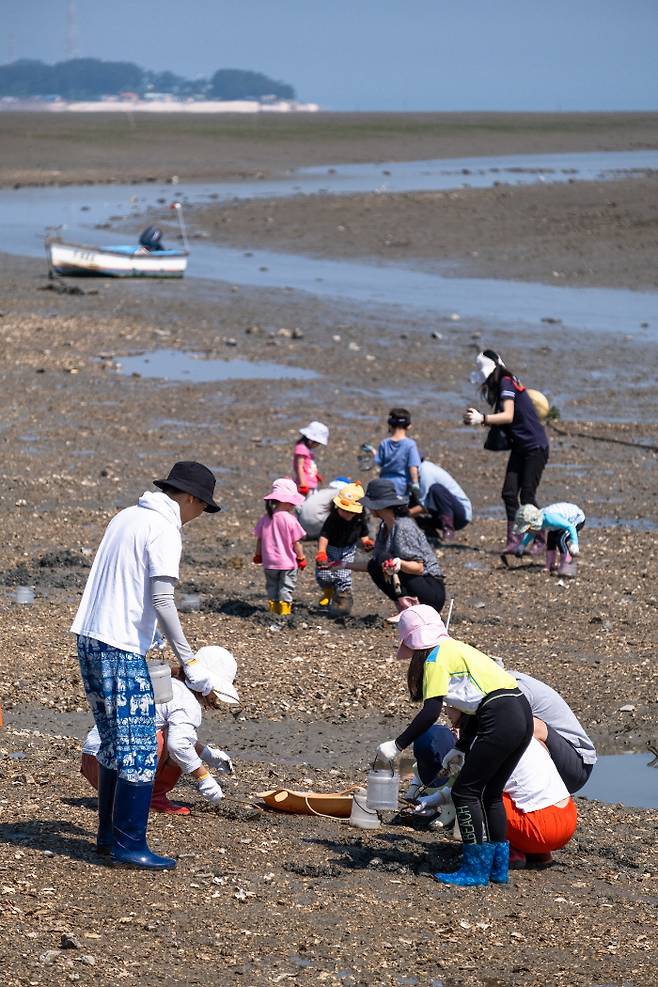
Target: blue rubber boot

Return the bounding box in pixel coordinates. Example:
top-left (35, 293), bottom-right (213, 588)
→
top-left (433, 842), bottom-right (495, 887)
top-left (96, 765), bottom-right (117, 855)
top-left (490, 841), bottom-right (510, 884)
top-left (111, 778), bottom-right (176, 871)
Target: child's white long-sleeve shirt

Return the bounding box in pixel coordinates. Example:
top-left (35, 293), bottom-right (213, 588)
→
top-left (83, 679), bottom-right (204, 775)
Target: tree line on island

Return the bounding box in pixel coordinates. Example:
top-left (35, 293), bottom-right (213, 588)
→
top-left (0, 58), bottom-right (296, 102)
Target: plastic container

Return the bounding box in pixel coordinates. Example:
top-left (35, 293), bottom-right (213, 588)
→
top-left (349, 787), bottom-right (380, 829)
top-left (14, 586), bottom-right (35, 605)
top-left (148, 661), bottom-right (173, 703)
top-left (179, 592), bottom-right (201, 613)
top-left (366, 766), bottom-right (400, 810)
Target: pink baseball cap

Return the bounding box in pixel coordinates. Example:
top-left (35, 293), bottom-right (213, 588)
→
top-left (396, 604), bottom-right (449, 660)
top-left (264, 477), bottom-right (305, 507)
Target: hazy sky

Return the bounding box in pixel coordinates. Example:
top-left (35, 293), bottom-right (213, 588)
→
top-left (4, 0), bottom-right (657, 111)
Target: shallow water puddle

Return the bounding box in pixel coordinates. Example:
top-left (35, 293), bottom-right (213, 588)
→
top-left (116, 348), bottom-right (318, 383)
top-left (579, 753), bottom-right (657, 809)
top-left (2, 150), bottom-right (658, 337)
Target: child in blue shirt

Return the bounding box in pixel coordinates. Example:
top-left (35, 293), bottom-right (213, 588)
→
top-left (514, 502), bottom-right (585, 578)
top-left (374, 408), bottom-right (422, 498)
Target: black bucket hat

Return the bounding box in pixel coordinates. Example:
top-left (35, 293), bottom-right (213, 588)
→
top-left (361, 478), bottom-right (409, 511)
top-left (154, 461), bottom-right (221, 513)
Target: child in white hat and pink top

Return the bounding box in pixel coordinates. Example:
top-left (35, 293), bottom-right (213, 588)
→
top-left (292, 421), bottom-right (329, 496)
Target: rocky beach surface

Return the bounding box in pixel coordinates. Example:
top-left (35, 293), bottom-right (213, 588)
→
top-left (0, 113), bottom-right (656, 986)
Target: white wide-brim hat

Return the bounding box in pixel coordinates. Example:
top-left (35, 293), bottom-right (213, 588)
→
top-left (299, 421), bottom-right (329, 445)
top-left (194, 646), bottom-right (240, 704)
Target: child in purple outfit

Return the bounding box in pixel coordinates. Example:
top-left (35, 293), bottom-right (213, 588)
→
top-left (253, 478), bottom-right (307, 616)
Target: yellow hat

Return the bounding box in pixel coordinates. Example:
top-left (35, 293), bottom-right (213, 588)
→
top-left (333, 482), bottom-right (365, 514)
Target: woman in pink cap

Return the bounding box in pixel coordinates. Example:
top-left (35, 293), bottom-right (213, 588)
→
top-left (253, 478), bottom-right (307, 616)
top-left (375, 604), bottom-right (533, 887)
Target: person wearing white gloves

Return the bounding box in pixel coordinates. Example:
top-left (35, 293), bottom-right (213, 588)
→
top-left (80, 646), bottom-right (239, 813)
top-left (71, 461), bottom-right (221, 871)
top-left (463, 350), bottom-right (549, 556)
top-left (375, 605), bottom-right (532, 888)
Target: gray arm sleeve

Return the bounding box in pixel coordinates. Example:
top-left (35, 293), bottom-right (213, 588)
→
top-left (151, 576), bottom-right (194, 666)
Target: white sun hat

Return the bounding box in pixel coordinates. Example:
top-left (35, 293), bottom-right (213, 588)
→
top-left (299, 421), bottom-right (329, 445)
top-left (470, 351), bottom-right (502, 385)
top-left (194, 646), bottom-right (240, 704)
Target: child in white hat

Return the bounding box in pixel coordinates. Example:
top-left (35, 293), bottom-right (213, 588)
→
top-left (292, 421), bottom-right (329, 497)
top-left (81, 646), bottom-right (239, 813)
top-left (253, 478), bottom-right (307, 616)
top-left (514, 502), bottom-right (585, 577)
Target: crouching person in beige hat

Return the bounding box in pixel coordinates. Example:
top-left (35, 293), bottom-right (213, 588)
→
top-left (70, 462), bottom-right (221, 870)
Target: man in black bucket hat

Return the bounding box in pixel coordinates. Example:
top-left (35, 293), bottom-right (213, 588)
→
top-left (70, 461), bottom-right (220, 872)
top-left (154, 460), bottom-right (221, 513)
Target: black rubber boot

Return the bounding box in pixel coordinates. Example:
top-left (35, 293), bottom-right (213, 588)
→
top-left (96, 764), bottom-right (117, 855)
top-left (111, 778), bottom-right (176, 870)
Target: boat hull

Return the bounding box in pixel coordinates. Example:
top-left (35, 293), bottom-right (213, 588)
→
top-left (46, 240), bottom-right (188, 278)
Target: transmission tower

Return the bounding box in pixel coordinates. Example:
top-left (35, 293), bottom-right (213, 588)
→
top-left (66, 0), bottom-right (79, 59)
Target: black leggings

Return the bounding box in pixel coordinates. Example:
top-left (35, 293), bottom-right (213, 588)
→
top-left (424, 484), bottom-right (469, 530)
top-left (367, 559), bottom-right (445, 613)
top-left (547, 520), bottom-right (585, 555)
top-left (501, 446), bottom-right (549, 522)
top-left (451, 690), bottom-right (533, 843)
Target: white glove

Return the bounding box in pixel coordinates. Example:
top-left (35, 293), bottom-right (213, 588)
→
top-left (182, 657), bottom-right (214, 697)
top-left (464, 407), bottom-right (485, 426)
top-left (197, 772), bottom-right (224, 804)
top-left (570, 544), bottom-right (579, 556)
top-left (382, 557), bottom-right (401, 574)
top-left (413, 786), bottom-right (452, 814)
top-left (202, 745), bottom-right (233, 774)
top-left (376, 739), bottom-right (400, 762)
top-left (441, 748), bottom-right (465, 776)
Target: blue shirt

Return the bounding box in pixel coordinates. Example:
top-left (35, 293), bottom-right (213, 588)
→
top-left (375, 437), bottom-right (421, 496)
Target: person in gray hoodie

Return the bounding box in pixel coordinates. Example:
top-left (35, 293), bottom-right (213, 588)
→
top-left (70, 462), bottom-right (220, 870)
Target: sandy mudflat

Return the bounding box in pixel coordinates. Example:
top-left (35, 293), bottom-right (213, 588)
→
top-left (1, 110), bottom-right (658, 187)
top-left (0, 113), bottom-right (656, 986)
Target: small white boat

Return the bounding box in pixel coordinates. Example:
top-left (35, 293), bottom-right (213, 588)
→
top-left (46, 238), bottom-right (188, 278)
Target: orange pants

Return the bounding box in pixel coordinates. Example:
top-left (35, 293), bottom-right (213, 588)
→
top-left (81, 728), bottom-right (183, 807)
top-left (503, 792), bottom-right (577, 854)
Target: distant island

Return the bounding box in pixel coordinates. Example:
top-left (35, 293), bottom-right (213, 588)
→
top-left (0, 58), bottom-right (297, 103)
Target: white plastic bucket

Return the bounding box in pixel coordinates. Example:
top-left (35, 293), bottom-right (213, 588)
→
top-left (148, 661), bottom-right (173, 703)
top-left (366, 767), bottom-right (400, 810)
top-left (349, 787), bottom-right (381, 829)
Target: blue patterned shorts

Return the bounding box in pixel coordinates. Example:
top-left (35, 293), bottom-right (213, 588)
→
top-left (77, 635), bottom-right (157, 783)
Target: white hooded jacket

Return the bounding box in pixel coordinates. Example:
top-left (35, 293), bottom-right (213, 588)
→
top-left (71, 491), bottom-right (182, 655)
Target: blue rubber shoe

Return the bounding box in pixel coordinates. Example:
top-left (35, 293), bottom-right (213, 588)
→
top-left (490, 841), bottom-right (510, 884)
top-left (434, 842), bottom-right (495, 887)
top-left (96, 765), bottom-right (117, 856)
top-left (111, 778), bottom-right (176, 871)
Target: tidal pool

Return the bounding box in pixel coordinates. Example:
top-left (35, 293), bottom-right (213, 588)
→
top-left (116, 348), bottom-right (318, 383)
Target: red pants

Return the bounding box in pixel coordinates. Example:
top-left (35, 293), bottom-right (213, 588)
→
top-left (503, 792), bottom-right (577, 854)
top-left (81, 729), bottom-right (183, 808)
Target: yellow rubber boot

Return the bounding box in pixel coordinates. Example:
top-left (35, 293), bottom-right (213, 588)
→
top-left (278, 601), bottom-right (292, 617)
top-left (267, 600), bottom-right (278, 613)
top-left (318, 586), bottom-right (334, 607)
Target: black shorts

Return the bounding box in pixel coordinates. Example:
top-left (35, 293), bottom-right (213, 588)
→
top-left (545, 725), bottom-right (593, 794)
